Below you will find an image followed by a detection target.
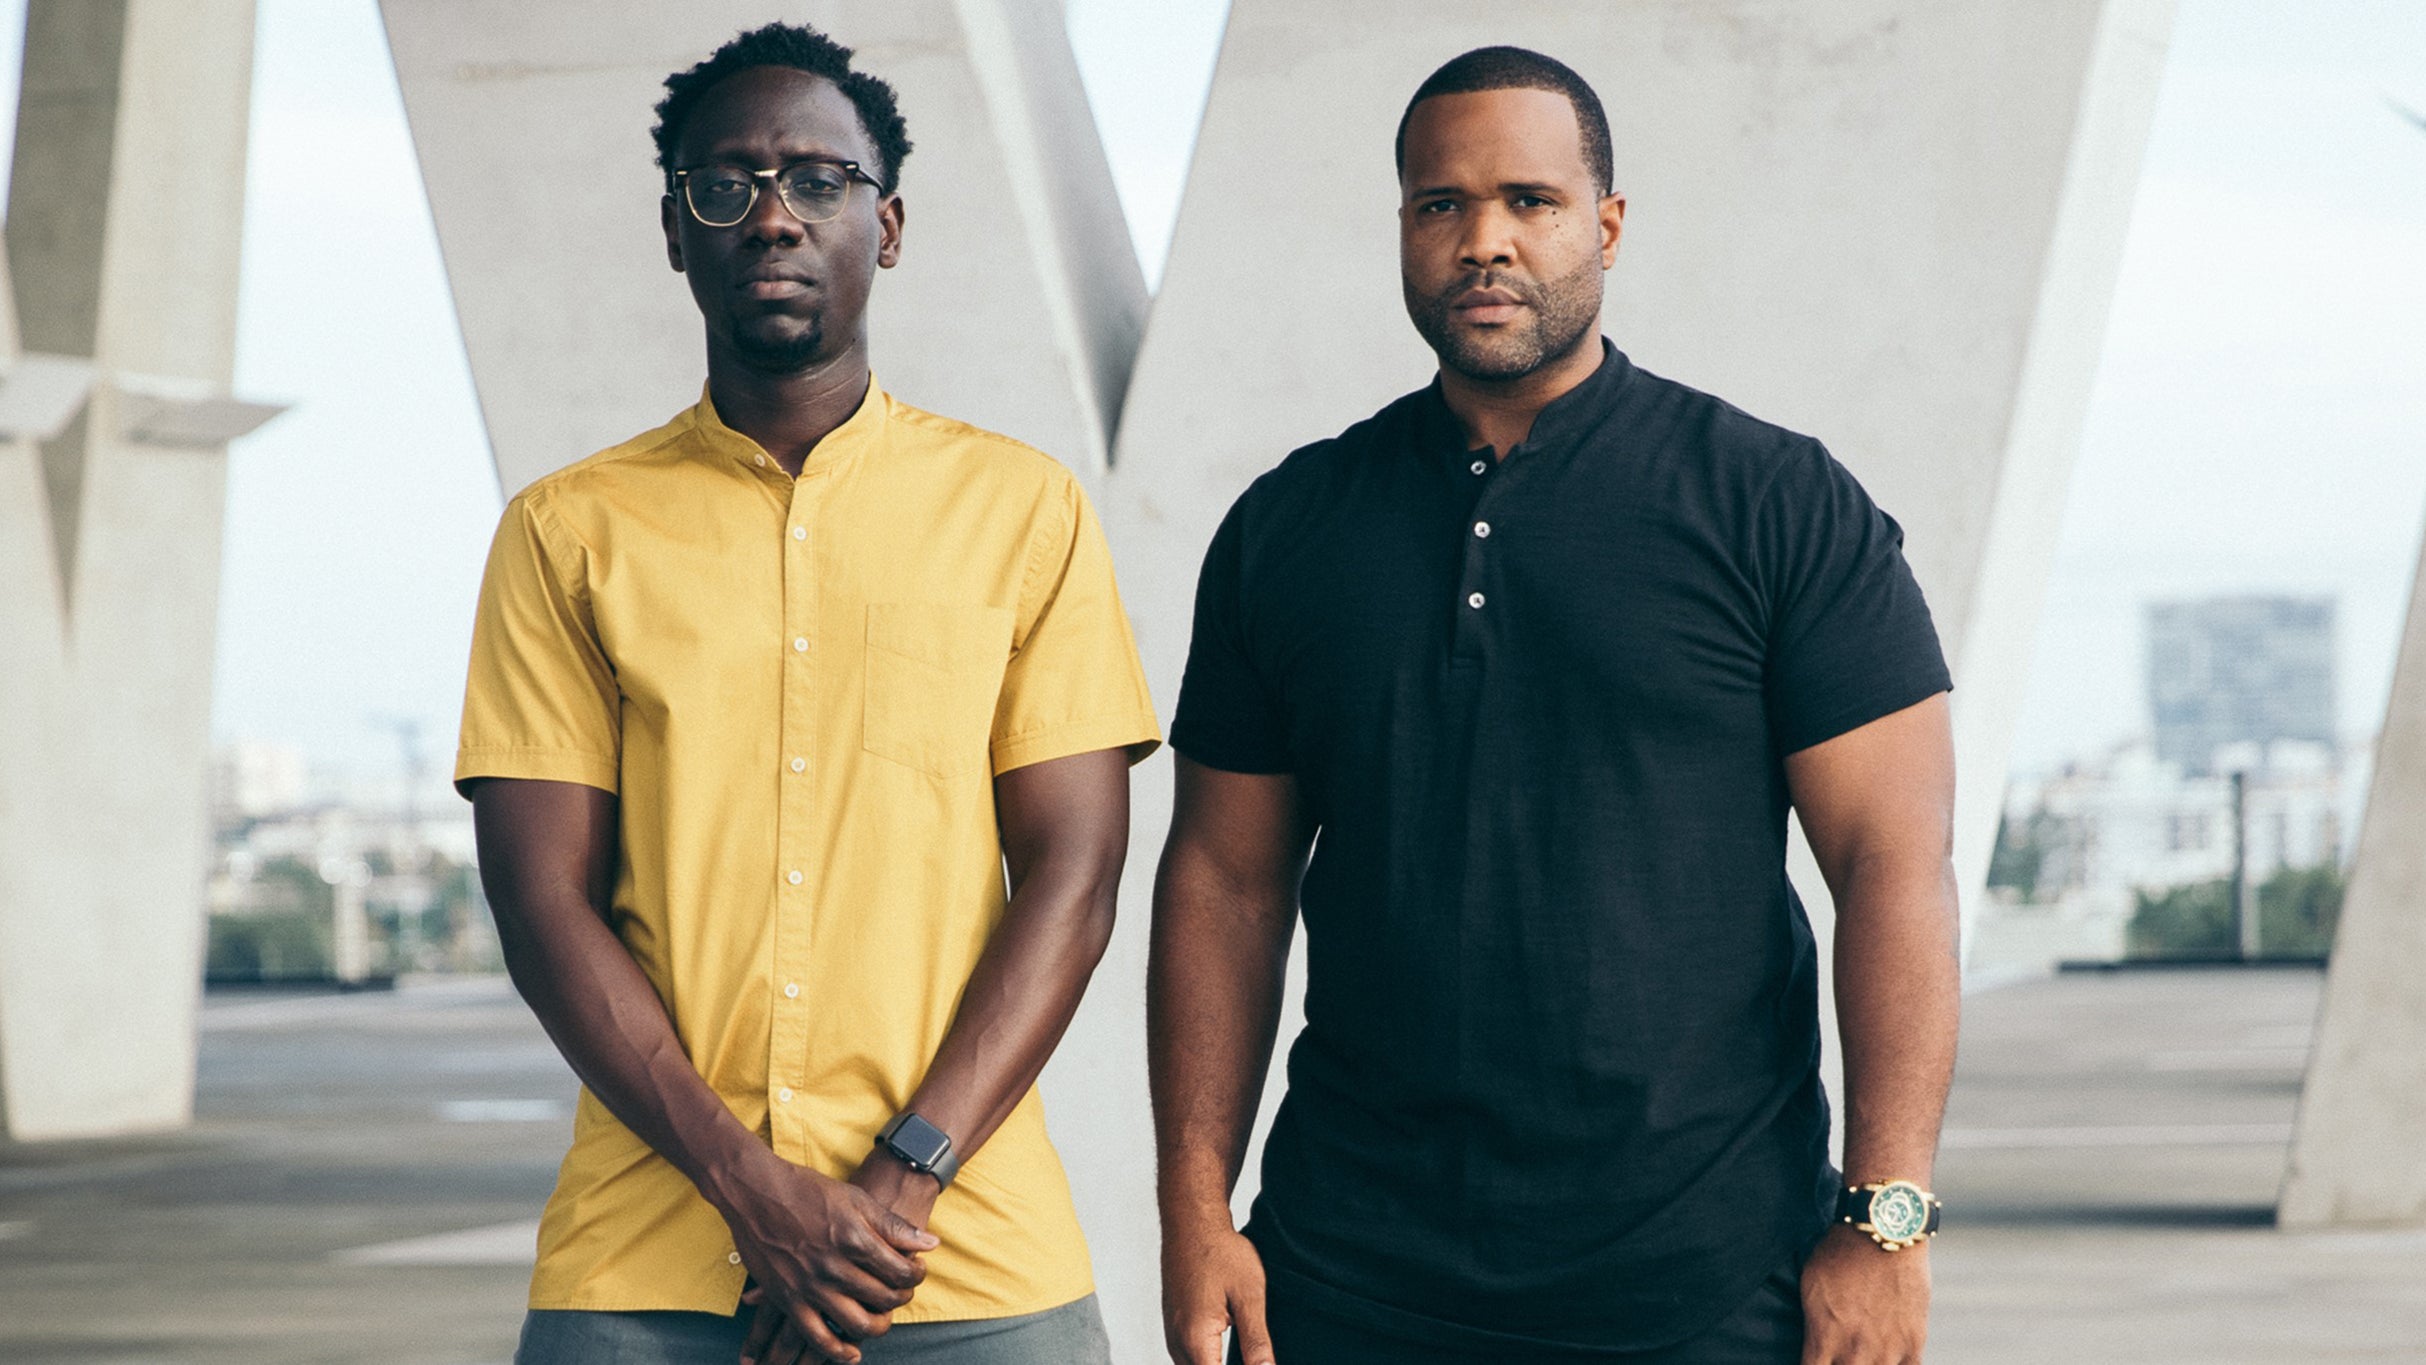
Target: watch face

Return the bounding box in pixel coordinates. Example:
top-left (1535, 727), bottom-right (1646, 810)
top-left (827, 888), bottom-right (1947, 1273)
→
top-left (1869, 1183), bottom-right (1931, 1243)
top-left (887, 1114), bottom-right (951, 1169)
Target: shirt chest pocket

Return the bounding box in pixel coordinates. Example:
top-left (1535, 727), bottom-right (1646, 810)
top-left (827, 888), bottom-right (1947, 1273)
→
top-left (863, 602), bottom-right (1015, 777)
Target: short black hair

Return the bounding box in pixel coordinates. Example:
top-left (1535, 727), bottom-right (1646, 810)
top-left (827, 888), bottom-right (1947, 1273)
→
top-left (653, 22), bottom-right (913, 193)
top-left (1394, 46), bottom-right (1613, 195)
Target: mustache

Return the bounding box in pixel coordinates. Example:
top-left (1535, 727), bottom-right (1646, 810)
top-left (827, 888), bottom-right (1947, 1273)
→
top-left (1438, 270), bottom-right (1540, 305)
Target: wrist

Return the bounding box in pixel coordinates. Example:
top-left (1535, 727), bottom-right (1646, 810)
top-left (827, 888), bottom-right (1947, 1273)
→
top-left (1835, 1177), bottom-right (1942, 1252)
top-left (874, 1110), bottom-right (962, 1188)
top-left (691, 1128), bottom-right (790, 1219)
top-left (1158, 1192), bottom-right (1240, 1242)
top-left (860, 1144), bottom-right (944, 1199)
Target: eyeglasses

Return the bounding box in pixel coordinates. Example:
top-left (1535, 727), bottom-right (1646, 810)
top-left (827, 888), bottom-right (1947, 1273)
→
top-left (671, 159), bottom-right (886, 228)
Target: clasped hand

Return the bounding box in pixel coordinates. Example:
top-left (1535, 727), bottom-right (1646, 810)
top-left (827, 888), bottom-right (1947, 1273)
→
top-left (726, 1147), bottom-right (941, 1365)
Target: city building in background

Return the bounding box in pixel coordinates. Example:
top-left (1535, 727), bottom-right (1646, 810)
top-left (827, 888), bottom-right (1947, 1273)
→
top-left (1983, 593), bottom-right (2357, 969)
top-left (2149, 595), bottom-right (2337, 775)
top-left (206, 739), bottom-right (491, 985)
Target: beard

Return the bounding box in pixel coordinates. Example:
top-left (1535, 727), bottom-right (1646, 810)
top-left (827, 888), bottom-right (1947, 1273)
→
top-left (1403, 252), bottom-right (1604, 383)
top-left (727, 313), bottom-right (827, 374)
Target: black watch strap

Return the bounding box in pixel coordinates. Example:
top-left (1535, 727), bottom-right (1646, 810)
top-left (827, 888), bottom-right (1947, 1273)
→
top-left (876, 1112), bottom-right (961, 1188)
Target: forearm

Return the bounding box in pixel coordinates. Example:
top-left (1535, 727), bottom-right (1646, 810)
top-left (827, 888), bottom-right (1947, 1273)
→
top-left (1148, 851), bottom-right (1294, 1233)
top-left (894, 858), bottom-right (1118, 1167)
top-left (1831, 854), bottom-right (1962, 1185)
top-left (493, 895), bottom-right (770, 1212)
top-left (872, 747), bottom-right (1134, 1189)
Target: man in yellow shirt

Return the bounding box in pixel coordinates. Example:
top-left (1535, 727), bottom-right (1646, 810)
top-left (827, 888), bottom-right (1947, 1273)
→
top-left (455, 22), bottom-right (1158, 1365)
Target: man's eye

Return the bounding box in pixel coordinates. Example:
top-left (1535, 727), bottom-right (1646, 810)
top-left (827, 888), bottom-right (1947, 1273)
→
top-left (1416, 199), bottom-right (1459, 215)
top-left (785, 168), bottom-right (850, 198)
top-left (1514, 195), bottom-right (1554, 209)
top-left (701, 174), bottom-right (752, 196)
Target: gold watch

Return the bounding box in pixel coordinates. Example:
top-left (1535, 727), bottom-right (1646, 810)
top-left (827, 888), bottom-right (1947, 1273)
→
top-left (1837, 1179), bottom-right (1941, 1251)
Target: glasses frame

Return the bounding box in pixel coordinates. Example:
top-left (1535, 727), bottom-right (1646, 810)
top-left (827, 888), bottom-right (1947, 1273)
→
top-left (670, 159), bottom-right (887, 228)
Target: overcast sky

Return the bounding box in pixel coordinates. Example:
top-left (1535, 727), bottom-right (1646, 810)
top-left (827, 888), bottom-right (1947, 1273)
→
top-left (6, 1), bottom-right (2422, 790)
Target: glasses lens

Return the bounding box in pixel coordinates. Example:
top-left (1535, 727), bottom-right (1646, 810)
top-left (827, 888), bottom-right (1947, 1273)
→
top-left (685, 166), bottom-right (756, 226)
top-left (777, 163), bottom-right (855, 223)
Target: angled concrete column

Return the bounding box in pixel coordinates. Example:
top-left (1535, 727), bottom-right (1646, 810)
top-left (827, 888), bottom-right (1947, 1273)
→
top-left (0, 0), bottom-right (259, 1139)
top-left (1095, 5), bottom-right (2170, 1350)
top-left (2280, 535), bottom-right (2426, 1227)
top-left (379, 0), bottom-right (1142, 495)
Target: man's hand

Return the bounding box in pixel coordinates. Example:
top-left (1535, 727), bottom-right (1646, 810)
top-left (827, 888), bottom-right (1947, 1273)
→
top-left (723, 1145), bottom-right (937, 1365)
top-left (1163, 1217), bottom-right (1275, 1365)
top-left (1799, 1224), bottom-right (1929, 1364)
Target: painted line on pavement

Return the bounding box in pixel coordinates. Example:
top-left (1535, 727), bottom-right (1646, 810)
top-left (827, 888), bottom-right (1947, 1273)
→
top-left (333, 1219), bottom-right (540, 1266)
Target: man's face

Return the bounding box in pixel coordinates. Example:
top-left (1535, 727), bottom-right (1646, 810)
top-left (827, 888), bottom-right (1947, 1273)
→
top-left (662, 67), bottom-right (903, 374)
top-left (1398, 88), bottom-right (1623, 383)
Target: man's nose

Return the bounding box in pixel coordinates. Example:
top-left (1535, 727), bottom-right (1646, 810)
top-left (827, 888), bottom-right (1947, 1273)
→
top-left (741, 178), bottom-right (805, 247)
top-left (1458, 202), bottom-right (1517, 270)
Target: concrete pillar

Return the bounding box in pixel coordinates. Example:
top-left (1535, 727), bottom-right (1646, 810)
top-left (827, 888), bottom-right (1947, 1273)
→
top-left (2280, 534), bottom-right (2426, 1227)
top-left (377, 0), bottom-right (1142, 495)
top-left (0, 0), bottom-right (258, 1139)
top-left (1094, 5), bottom-right (2171, 1351)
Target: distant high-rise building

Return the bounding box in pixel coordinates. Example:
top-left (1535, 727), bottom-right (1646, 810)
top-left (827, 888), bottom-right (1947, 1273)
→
top-left (2147, 596), bottom-right (2336, 775)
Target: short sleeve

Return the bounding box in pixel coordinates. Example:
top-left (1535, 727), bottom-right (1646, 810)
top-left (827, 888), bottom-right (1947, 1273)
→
top-left (988, 478), bottom-right (1162, 775)
top-left (1757, 443), bottom-right (1952, 755)
top-left (1168, 496), bottom-right (1292, 774)
top-left (454, 490), bottom-right (622, 796)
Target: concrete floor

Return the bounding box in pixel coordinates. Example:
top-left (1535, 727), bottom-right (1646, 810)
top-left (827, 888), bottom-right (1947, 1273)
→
top-left (2, 968), bottom-right (2422, 1362)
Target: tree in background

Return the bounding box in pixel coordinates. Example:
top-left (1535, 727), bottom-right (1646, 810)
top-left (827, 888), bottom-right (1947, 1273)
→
top-left (2127, 862), bottom-right (2345, 960)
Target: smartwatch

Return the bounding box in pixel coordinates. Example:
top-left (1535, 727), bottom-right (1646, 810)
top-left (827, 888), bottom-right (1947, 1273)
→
top-left (1838, 1179), bottom-right (1941, 1252)
top-left (875, 1111), bottom-right (961, 1188)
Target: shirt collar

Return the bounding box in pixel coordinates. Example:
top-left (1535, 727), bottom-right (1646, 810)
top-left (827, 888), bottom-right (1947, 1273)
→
top-left (688, 371), bottom-right (890, 481)
top-left (1421, 337), bottom-right (1632, 465)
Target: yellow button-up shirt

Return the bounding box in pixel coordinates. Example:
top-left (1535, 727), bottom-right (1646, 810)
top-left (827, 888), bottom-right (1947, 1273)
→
top-left (455, 378), bottom-right (1159, 1319)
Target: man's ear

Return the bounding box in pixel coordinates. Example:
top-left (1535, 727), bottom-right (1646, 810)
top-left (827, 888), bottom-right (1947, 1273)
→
top-left (662, 194), bottom-right (685, 272)
top-left (1599, 192), bottom-right (1626, 269)
top-left (877, 193), bottom-right (906, 270)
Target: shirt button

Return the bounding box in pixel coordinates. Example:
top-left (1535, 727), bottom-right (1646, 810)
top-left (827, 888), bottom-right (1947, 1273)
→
top-left (753, 454), bottom-right (766, 468)
top-left (1470, 459), bottom-right (1487, 475)
top-left (784, 982), bottom-right (800, 999)
top-left (786, 870), bottom-right (803, 885)
top-left (1467, 592), bottom-right (1486, 609)
top-left (791, 526), bottom-right (806, 541)
top-left (777, 1087), bottom-right (795, 1104)
top-left (1474, 521), bottom-right (1492, 538)
top-left (791, 637), bottom-right (808, 652)
top-left (789, 757), bottom-right (806, 773)
top-left (728, 1251), bottom-right (743, 1265)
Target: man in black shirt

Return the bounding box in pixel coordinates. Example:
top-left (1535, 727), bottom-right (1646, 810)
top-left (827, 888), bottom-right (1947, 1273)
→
top-left (1149, 46), bottom-right (1959, 1365)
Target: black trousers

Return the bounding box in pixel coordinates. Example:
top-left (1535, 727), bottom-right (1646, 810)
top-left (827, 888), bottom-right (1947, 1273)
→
top-left (1236, 1257), bottom-right (1804, 1365)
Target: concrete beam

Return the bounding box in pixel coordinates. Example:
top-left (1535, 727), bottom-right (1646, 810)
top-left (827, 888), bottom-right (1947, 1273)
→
top-left (1091, 3), bottom-right (2170, 1353)
top-left (2280, 532), bottom-right (2426, 1227)
top-left (0, 0), bottom-right (257, 1140)
top-left (377, 0), bottom-right (1143, 496)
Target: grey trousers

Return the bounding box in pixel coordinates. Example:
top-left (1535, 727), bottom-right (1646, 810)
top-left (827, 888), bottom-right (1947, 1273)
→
top-left (515, 1293), bottom-right (1111, 1365)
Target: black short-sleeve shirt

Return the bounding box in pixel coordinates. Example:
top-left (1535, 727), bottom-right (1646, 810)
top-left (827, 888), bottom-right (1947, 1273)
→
top-left (1169, 343), bottom-right (1951, 1354)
